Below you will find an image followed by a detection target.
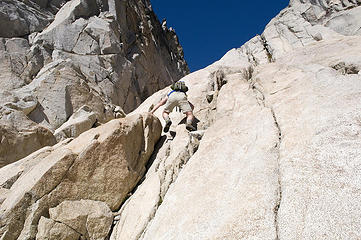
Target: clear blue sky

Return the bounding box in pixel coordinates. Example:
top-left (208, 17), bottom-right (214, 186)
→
top-left (151, 1), bottom-right (289, 72)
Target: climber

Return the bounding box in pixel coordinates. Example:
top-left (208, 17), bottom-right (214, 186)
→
top-left (150, 81), bottom-right (196, 132)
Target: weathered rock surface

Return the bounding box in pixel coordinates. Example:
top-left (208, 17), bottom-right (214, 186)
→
top-left (29, 0), bottom-right (189, 114)
top-left (137, 70), bottom-right (280, 240)
top-left (0, 0), bottom-right (53, 38)
top-left (36, 216), bottom-right (81, 240)
top-left (0, 113), bottom-right (161, 240)
top-left (0, 0), bottom-right (188, 167)
top-left (54, 105), bottom-right (98, 142)
top-left (108, 1), bottom-right (361, 238)
top-left (0, 37), bottom-right (43, 91)
top-left (43, 200), bottom-right (113, 240)
top-left (129, 36), bottom-right (361, 240)
top-left (24, 59), bottom-right (111, 130)
top-left (261, 0), bottom-right (361, 60)
top-left (0, 109), bottom-right (56, 168)
top-left (257, 37), bottom-right (361, 240)
top-left (110, 126), bottom-right (202, 240)
top-left (2, 0), bottom-right (361, 239)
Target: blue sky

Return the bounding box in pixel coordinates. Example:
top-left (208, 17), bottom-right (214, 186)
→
top-left (151, 1), bottom-right (289, 72)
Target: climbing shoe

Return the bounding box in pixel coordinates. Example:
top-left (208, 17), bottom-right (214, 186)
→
top-left (186, 124), bottom-right (196, 132)
top-left (164, 120), bottom-right (172, 133)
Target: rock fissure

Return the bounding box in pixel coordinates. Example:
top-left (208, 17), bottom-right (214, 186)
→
top-left (71, 23), bottom-right (89, 51)
top-left (162, 134), bottom-right (201, 196)
top-left (136, 189), bottom-right (164, 240)
top-left (51, 47), bottom-right (118, 57)
top-left (128, 132), bottom-right (202, 240)
top-left (270, 107), bottom-right (282, 240)
top-left (52, 219), bottom-right (84, 236)
top-left (260, 35), bottom-right (273, 63)
top-left (122, 72), bottom-right (135, 108)
top-left (247, 71), bottom-right (283, 240)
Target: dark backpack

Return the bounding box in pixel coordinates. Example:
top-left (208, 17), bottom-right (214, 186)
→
top-left (170, 81), bottom-right (188, 92)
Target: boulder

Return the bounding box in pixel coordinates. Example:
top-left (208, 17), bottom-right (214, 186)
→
top-left (0, 109), bottom-right (56, 168)
top-left (0, 113), bottom-right (161, 240)
top-left (48, 200), bottom-right (113, 240)
top-left (36, 217), bottom-right (81, 240)
top-left (54, 105), bottom-right (97, 142)
top-left (0, 140), bottom-right (72, 190)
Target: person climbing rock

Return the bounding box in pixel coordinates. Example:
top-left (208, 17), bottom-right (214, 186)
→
top-left (150, 81), bottom-right (196, 132)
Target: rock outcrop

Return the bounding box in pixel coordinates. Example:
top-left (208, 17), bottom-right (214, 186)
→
top-left (0, 0), bottom-right (53, 38)
top-left (0, 109), bottom-right (56, 168)
top-left (0, 113), bottom-right (161, 239)
top-left (108, 1), bottom-right (361, 239)
top-left (0, 0), bottom-right (188, 167)
top-left (54, 105), bottom-right (98, 142)
top-left (38, 200), bottom-right (114, 240)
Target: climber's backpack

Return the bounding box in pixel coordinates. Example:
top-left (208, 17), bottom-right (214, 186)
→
top-left (170, 81), bottom-right (188, 93)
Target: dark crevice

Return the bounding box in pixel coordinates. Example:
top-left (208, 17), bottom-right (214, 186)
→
top-left (122, 70), bottom-right (136, 108)
top-left (214, 69), bottom-right (227, 91)
top-left (260, 35), bottom-right (274, 63)
top-left (71, 24), bottom-right (90, 53)
top-left (105, 218), bottom-right (117, 240)
top-left (271, 108), bottom-right (282, 240)
top-left (250, 52), bottom-right (259, 65)
top-left (332, 62), bottom-right (360, 75)
top-left (243, 66), bottom-right (254, 82)
top-left (1, 171), bottom-right (23, 189)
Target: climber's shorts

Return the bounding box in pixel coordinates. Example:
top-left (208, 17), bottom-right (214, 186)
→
top-left (164, 91), bottom-right (192, 113)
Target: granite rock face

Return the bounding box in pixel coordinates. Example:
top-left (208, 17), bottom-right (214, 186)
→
top-left (54, 105), bottom-right (98, 142)
top-left (1, 0), bottom-right (361, 239)
top-left (108, 1), bottom-right (361, 239)
top-left (42, 200), bottom-right (113, 240)
top-left (0, 113), bottom-right (161, 240)
top-left (0, 0), bottom-right (53, 38)
top-left (131, 35), bottom-right (361, 240)
top-left (0, 109), bottom-right (56, 168)
top-left (262, 0), bottom-right (361, 60)
top-left (0, 0), bottom-right (188, 167)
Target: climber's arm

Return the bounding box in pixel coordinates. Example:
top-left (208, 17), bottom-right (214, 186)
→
top-left (150, 97), bottom-right (168, 114)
